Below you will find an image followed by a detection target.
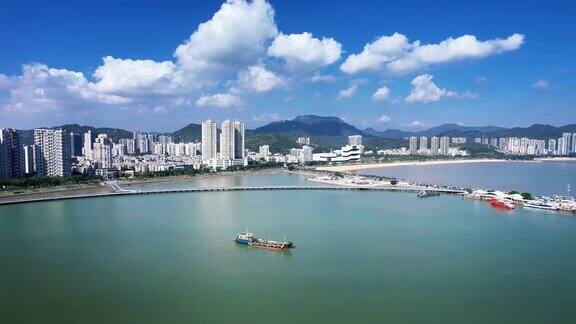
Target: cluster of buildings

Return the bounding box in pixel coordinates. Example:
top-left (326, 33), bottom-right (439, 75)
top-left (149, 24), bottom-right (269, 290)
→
top-left (475, 133), bottom-right (576, 156)
top-left (377, 136), bottom-right (467, 157)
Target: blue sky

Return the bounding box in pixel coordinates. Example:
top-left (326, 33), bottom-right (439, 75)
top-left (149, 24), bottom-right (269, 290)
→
top-left (0, 0), bottom-right (574, 132)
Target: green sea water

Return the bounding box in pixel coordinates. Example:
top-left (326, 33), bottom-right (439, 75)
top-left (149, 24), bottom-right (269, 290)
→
top-left (1, 174), bottom-right (576, 323)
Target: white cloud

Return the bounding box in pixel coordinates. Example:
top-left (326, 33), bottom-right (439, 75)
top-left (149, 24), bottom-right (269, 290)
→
top-left (372, 86), bottom-right (391, 102)
top-left (405, 74), bottom-right (457, 103)
top-left (196, 93), bottom-right (244, 108)
top-left (532, 80), bottom-right (550, 90)
top-left (341, 33), bottom-right (524, 74)
top-left (174, 0), bottom-right (278, 76)
top-left (474, 75), bottom-right (487, 83)
top-left (337, 84), bottom-right (358, 100)
top-left (153, 105), bottom-right (168, 114)
top-left (251, 112), bottom-right (283, 123)
top-left (460, 90), bottom-right (479, 99)
top-left (377, 115), bottom-right (391, 123)
top-left (236, 65), bottom-right (286, 92)
top-left (268, 32), bottom-right (341, 71)
top-left (402, 120), bottom-right (431, 128)
top-left (309, 72), bottom-right (337, 83)
top-left (92, 56), bottom-right (179, 95)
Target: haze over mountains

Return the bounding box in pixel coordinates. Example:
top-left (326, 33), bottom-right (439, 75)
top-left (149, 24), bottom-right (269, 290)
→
top-left (22, 115), bottom-right (576, 151)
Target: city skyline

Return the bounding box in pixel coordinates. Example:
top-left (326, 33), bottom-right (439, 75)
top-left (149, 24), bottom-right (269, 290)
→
top-left (1, 0), bottom-right (575, 132)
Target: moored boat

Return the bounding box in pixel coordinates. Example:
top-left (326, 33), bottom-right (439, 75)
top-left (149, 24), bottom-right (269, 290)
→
top-left (489, 198), bottom-right (516, 209)
top-left (417, 190), bottom-right (440, 198)
top-left (523, 200), bottom-right (557, 210)
top-left (235, 231), bottom-right (294, 250)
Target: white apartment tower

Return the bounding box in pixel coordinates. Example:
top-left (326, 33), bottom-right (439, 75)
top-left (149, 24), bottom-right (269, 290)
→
top-left (409, 136), bottom-right (418, 154)
top-left (202, 120), bottom-right (217, 160)
top-left (439, 136), bottom-right (450, 155)
top-left (34, 129), bottom-right (71, 177)
top-left (220, 120), bottom-right (234, 160)
top-left (348, 135), bottom-right (362, 147)
top-left (93, 134), bottom-right (112, 168)
top-left (419, 136), bottom-right (428, 153)
top-left (83, 130), bottom-right (92, 159)
top-left (430, 136), bottom-right (439, 155)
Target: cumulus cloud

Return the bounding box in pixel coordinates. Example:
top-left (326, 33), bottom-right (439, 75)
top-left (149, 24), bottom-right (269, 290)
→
top-left (196, 93), bottom-right (244, 108)
top-left (174, 0), bottom-right (278, 76)
top-left (153, 105), bottom-right (168, 114)
top-left (341, 33), bottom-right (524, 74)
top-left (236, 65), bottom-right (286, 92)
top-left (405, 74), bottom-right (457, 103)
top-left (309, 72), bottom-right (337, 83)
top-left (92, 56), bottom-right (179, 95)
top-left (372, 86), bottom-right (391, 102)
top-left (251, 112), bottom-right (284, 123)
top-left (532, 80), bottom-right (550, 90)
top-left (377, 115), bottom-right (391, 123)
top-left (337, 84), bottom-right (358, 100)
top-left (402, 120), bottom-right (431, 128)
top-left (268, 32), bottom-right (341, 71)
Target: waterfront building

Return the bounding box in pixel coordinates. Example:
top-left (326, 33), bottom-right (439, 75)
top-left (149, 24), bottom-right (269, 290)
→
top-left (34, 129), bottom-right (71, 177)
top-left (119, 138), bottom-right (136, 155)
top-left (83, 130), bottom-right (92, 159)
top-left (419, 136), bottom-right (428, 154)
top-left (259, 145), bottom-right (270, 158)
top-left (93, 134), bottom-right (112, 168)
top-left (451, 137), bottom-right (466, 144)
top-left (112, 144), bottom-right (126, 157)
top-left (474, 138), bottom-right (482, 144)
top-left (430, 136), bottom-right (439, 155)
top-left (290, 145), bottom-right (314, 163)
top-left (439, 136), bottom-right (450, 155)
top-left (23, 145), bottom-right (37, 175)
top-left (297, 137), bottom-right (310, 145)
top-left (572, 133), bottom-right (576, 153)
top-left (233, 121), bottom-right (245, 159)
top-left (409, 136), bottom-right (418, 154)
top-left (562, 133), bottom-right (572, 155)
top-left (201, 120), bottom-right (217, 161)
top-left (0, 128), bottom-right (24, 179)
top-left (490, 138), bottom-right (498, 148)
top-left (548, 139), bottom-right (557, 155)
top-left (70, 133), bottom-right (82, 157)
top-left (348, 135), bottom-right (362, 147)
top-left (220, 120), bottom-right (234, 160)
top-left (558, 137), bottom-right (567, 155)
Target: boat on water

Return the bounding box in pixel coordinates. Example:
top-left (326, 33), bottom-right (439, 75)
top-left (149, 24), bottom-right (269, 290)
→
top-left (417, 190), bottom-right (440, 198)
top-left (489, 198), bottom-right (516, 209)
top-left (235, 231), bottom-right (294, 250)
top-left (523, 200), bottom-right (557, 210)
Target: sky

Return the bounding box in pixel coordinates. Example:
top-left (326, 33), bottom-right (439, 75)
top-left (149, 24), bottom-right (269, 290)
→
top-left (0, 0), bottom-right (575, 132)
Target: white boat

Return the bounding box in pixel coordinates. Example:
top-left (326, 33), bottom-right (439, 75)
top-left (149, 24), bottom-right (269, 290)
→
top-left (523, 200), bottom-right (557, 210)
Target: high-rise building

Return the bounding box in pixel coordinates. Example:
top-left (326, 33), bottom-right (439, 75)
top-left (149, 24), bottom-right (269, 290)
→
top-left (83, 130), bottom-right (92, 159)
top-left (34, 129), bottom-right (71, 177)
top-left (562, 133), bottom-right (572, 155)
top-left (202, 120), bottom-right (217, 160)
top-left (0, 128), bottom-right (24, 179)
top-left (297, 137), bottom-right (311, 145)
top-left (93, 134), bottom-right (112, 168)
top-left (348, 135), bottom-right (362, 147)
top-left (430, 136), bottom-right (439, 155)
top-left (220, 120), bottom-right (234, 160)
top-left (259, 145), bottom-right (270, 157)
top-left (23, 145), bottom-right (37, 175)
top-left (233, 121), bottom-right (245, 159)
top-left (409, 136), bottom-right (418, 154)
top-left (572, 133), bottom-right (576, 153)
top-left (419, 136), bottom-right (428, 153)
top-left (70, 133), bottom-right (82, 157)
top-left (440, 136), bottom-right (450, 155)
top-left (548, 139), bottom-right (557, 155)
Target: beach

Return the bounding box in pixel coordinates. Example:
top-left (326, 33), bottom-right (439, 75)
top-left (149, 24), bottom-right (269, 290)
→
top-left (315, 158), bottom-right (517, 172)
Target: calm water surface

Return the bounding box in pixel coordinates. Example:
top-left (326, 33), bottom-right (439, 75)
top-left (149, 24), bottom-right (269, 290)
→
top-left (362, 162), bottom-right (576, 196)
top-left (1, 173), bottom-right (576, 323)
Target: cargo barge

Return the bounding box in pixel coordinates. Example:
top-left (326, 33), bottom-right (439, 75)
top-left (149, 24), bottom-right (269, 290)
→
top-left (235, 231), bottom-right (294, 250)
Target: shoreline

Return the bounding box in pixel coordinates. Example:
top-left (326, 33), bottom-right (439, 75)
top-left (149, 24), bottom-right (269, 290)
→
top-left (315, 159), bottom-right (524, 172)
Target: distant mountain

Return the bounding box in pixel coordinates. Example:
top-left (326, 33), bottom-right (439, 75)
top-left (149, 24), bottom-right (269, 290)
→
top-left (253, 115), bottom-right (364, 137)
top-left (364, 123), bottom-right (507, 139)
top-left (22, 124), bottom-right (133, 145)
top-left (171, 123), bottom-right (202, 143)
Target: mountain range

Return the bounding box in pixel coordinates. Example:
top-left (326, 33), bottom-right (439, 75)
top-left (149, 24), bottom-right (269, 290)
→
top-left (20, 116), bottom-right (576, 152)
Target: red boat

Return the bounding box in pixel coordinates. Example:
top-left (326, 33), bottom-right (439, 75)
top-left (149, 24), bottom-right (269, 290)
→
top-left (489, 198), bottom-right (516, 209)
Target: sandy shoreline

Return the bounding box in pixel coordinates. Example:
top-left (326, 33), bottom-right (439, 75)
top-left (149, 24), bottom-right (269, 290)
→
top-left (315, 159), bottom-right (521, 172)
